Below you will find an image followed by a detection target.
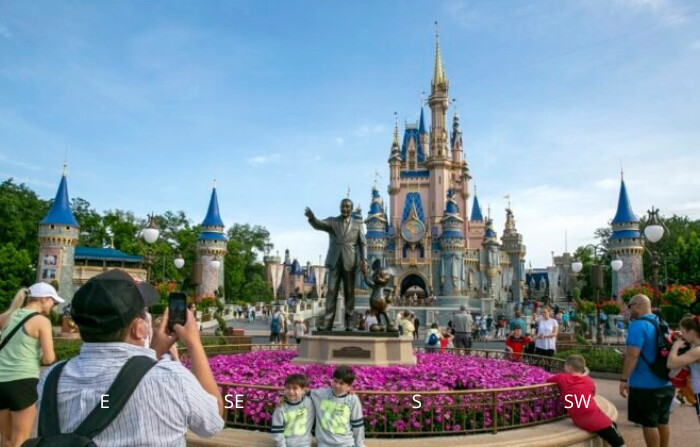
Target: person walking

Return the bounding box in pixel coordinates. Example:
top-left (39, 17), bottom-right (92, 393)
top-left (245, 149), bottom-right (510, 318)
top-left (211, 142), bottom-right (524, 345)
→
top-left (534, 306), bottom-right (558, 357)
top-left (619, 294), bottom-right (673, 447)
top-left (0, 283), bottom-right (62, 447)
top-left (452, 306), bottom-right (473, 349)
top-left (413, 316), bottom-right (420, 340)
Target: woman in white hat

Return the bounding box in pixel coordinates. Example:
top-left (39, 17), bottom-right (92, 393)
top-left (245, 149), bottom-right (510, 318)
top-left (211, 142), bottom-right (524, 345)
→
top-left (0, 283), bottom-right (63, 446)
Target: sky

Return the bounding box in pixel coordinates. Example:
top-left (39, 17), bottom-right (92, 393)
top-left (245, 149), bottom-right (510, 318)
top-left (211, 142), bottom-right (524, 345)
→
top-left (1, 0), bottom-right (699, 268)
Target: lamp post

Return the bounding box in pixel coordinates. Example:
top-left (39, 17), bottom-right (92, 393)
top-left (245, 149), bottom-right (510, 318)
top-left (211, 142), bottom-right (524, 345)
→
top-left (141, 213), bottom-right (160, 282)
top-left (643, 207), bottom-right (667, 302)
top-left (174, 253), bottom-right (185, 291)
top-left (571, 245), bottom-right (623, 345)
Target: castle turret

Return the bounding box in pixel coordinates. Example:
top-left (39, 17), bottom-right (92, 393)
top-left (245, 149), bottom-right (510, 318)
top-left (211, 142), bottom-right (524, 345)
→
top-left (37, 166), bottom-right (79, 301)
top-left (501, 207), bottom-right (527, 308)
top-left (608, 173), bottom-right (644, 297)
top-left (439, 188), bottom-right (464, 295)
top-left (467, 186), bottom-right (485, 249)
top-left (263, 251), bottom-right (282, 298)
top-left (365, 185), bottom-right (388, 270)
top-left (196, 184), bottom-right (228, 298)
top-left (388, 114), bottom-right (402, 198)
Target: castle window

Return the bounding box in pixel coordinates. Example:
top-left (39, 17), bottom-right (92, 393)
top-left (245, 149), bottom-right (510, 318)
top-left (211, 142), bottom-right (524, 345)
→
top-left (50, 225), bottom-right (55, 230)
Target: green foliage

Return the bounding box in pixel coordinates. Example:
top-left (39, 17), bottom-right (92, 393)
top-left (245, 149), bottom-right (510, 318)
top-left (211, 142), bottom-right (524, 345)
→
top-left (555, 347), bottom-right (623, 373)
top-left (54, 339), bottom-right (83, 361)
top-left (150, 303), bottom-right (167, 316)
top-left (575, 299), bottom-right (596, 315)
top-left (660, 304), bottom-right (685, 328)
top-left (600, 300), bottom-right (621, 315)
top-left (216, 314), bottom-right (227, 332)
top-left (0, 243), bottom-right (35, 310)
top-left (197, 297), bottom-right (218, 311)
top-left (572, 287), bottom-right (581, 301)
top-left (241, 273), bottom-right (274, 303)
top-left (572, 296), bottom-right (591, 345)
top-left (662, 285), bottom-right (696, 307)
top-left (0, 179), bottom-right (49, 266)
top-left (224, 224), bottom-right (274, 302)
top-left (48, 310), bottom-right (63, 326)
top-left (620, 282), bottom-right (655, 304)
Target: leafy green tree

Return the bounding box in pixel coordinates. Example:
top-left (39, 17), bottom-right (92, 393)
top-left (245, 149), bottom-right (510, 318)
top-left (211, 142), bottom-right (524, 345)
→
top-left (0, 243), bottom-right (35, 309)
top-left (241, 273), bottom-right (274, 303)
top-left (224, 224), bottom-right (273, 302)
top-left (72, 198), bottom-right (105, 246)
top-left (0, 179), bottom-right (49, 264)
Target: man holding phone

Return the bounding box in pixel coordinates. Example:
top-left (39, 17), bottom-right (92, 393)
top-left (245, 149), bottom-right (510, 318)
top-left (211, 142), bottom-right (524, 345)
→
top-left (35, 269), bottom-right (224, 446)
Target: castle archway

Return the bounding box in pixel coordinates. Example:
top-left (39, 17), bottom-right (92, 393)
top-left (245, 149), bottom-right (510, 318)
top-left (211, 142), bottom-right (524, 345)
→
top-left (400, 274), bottom-right (427, 299)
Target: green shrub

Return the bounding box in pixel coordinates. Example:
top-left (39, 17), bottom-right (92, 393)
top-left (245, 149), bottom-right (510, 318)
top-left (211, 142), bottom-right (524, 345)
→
top-left (555, 347), bottom-right (623, 373)
top-left (53, 339), bottom-right (83, 361)
top-left (149, 303), bottom-right (167, 316)
top-left (660, 304), bottom-right (685, 328)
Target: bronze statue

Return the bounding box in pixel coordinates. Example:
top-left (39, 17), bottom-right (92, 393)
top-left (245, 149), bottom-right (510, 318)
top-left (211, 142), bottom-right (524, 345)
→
top-left (305, 198), bottom-right (368, 331)
top-left (364, 259), bottom-right (398, 332)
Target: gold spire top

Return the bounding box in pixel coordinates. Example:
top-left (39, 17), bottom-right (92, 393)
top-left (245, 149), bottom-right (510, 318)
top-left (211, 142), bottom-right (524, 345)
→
top-left (433, 21), bottom-right (447, 86)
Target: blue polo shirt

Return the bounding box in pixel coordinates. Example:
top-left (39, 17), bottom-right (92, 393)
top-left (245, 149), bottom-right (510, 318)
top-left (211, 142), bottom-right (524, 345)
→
top-left (626, 314), bottom-right (672, 389)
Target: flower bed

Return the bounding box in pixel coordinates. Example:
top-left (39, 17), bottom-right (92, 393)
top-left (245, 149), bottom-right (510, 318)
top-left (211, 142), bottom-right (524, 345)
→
top-left (209, 350), bottom-right (566, 436)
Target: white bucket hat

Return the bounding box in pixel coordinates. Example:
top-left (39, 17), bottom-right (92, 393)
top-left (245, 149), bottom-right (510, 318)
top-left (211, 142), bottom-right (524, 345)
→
top-left (28, 282), bottom-right (65, 304)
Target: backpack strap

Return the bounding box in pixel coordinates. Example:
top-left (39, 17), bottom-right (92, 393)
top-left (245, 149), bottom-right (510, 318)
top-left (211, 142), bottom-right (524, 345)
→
top-left (636, 316), bottom-right (660, 366)
top-left (0, 312), bottom-right (40, 353)
top-left (37, 360), bottom-right (69, 437)
top-left (73, 356), bottom-right (157, 439)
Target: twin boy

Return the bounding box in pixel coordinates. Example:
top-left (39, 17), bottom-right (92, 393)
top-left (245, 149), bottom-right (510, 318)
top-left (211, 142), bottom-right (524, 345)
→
top-left (272, 365), bottom-right (365, 447)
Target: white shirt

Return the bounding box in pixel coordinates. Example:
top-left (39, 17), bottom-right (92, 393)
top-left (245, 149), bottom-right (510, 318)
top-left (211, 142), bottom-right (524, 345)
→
top-left (535, 317), bottom-right (558, 350)
top-left (37, 343), bottom-right (223, 446)
top-left (364, 315), bottom-right (378, 331)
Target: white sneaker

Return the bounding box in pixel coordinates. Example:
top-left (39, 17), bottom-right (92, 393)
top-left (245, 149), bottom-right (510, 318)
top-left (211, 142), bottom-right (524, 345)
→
top-left (669, 396), bottom-right (681, 413)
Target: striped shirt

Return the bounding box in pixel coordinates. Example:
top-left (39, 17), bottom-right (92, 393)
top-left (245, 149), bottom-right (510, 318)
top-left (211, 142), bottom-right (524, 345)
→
top-left (37, 343), bottom-right (224, 446)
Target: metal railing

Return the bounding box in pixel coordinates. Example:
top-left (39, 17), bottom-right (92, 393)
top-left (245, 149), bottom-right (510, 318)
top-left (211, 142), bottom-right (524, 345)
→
top-left (209, 345), bottom-right (567, 437)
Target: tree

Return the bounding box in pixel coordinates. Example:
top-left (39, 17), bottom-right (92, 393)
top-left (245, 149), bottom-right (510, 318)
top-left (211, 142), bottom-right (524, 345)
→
top-left (224, 224), bottom-right (274, 302)
top-left (72, 198), bottom-right (106, 247)
top-left (0, 179), bottom-right (49, 265)
top-left (0, 243), bottom-right (35, 309)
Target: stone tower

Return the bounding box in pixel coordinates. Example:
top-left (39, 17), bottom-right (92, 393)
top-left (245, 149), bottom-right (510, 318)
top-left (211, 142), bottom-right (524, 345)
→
top-left (37, 166), bottom-right (79, 301)
top-left (439, 188), bottom-right (465, 295)
top-left (501, 207), bottom-right (526, 308)
top-left (196, 184), bottom-right (227, 298)
top-left (365, 185), bottom-right (389, 269)
top-left (481, 217), bottom-right (500, 315)
top-left (608, 173), bottom-right (644, 297)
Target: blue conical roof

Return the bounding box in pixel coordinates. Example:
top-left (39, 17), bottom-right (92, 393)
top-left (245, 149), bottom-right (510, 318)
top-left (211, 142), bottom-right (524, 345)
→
top-left (612, 179), bottom-right (637, 224)
top-left (470, 195), bottom-right (484, 221)
top-left (201, 188), bottom-right (224, 227)
top-left (419, 107), bottom-right (427, 134)
top-left (41, 174), bottom-right (79, 227)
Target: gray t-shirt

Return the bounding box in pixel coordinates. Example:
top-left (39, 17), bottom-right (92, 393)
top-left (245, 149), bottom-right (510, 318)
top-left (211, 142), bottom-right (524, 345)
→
top-left (452, 312), bottom-right (473, 333)
top-left (271, 396), bottom-right (315, 447)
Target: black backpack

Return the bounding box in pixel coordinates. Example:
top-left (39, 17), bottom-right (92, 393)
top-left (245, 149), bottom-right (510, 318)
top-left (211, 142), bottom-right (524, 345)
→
top-left (22, 356), bottom-right (157, 447)
top-left (637, 315), bottom-right (673, 381)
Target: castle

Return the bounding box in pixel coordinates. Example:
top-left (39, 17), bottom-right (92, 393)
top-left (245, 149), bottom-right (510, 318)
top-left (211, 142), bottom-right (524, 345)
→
top-left (36, 168), bottom-right (227, 303)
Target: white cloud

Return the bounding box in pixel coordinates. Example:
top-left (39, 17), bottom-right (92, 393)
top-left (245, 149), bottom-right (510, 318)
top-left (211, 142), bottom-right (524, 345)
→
top-left (353, 124), bottom-right (387, 137)
top-left (0, 154), bottom-right (43, 171)
top-left (593, 178), bottom-right (619, 190)
top-left (334, 137), bottom-right (344, 146)
top-left (246, 152), bottom-right (281, 166)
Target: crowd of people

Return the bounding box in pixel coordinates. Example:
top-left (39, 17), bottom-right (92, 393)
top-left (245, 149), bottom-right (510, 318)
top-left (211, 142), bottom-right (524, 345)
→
top-left (2, 273), bottom-right (700, 447)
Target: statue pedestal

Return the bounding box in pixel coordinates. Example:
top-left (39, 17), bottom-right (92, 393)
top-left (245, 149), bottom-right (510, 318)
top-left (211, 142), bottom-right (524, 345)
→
top-left (292, 332), bottom-right (416, 366)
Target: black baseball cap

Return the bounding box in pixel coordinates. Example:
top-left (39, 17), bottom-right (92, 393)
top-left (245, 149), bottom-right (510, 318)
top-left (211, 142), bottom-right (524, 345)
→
top-left (71, 269), bottom-right (159, 335)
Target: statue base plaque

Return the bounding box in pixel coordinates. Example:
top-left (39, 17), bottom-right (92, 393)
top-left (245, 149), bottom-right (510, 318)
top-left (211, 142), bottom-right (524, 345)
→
top-left (292, 333), bottom-right (417, 366)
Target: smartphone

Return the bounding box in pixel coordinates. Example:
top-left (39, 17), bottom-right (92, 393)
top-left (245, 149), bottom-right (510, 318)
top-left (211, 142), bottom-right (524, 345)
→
top-left (168, 292), bottom-right (187, 332)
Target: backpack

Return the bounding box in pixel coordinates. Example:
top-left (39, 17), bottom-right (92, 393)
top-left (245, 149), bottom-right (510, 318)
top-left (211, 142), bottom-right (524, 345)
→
top-left (271, 315), bottom-right (281, 333)
top-left (427, 332), bottom-right (439, 346)
top-left (22, 356), bottom-right (157, 447)
top-left (637, 315), bottom-right (673, 381)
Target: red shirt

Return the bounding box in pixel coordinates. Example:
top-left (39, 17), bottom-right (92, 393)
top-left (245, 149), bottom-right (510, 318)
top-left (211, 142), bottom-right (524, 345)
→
top-left (547, 373), bottom-right (612, 432)
top-left (505, 335), bottom-right (531, 360)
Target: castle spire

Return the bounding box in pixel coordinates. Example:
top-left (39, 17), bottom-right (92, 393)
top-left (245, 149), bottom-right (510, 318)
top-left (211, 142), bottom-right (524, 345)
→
top-left (470, 186), bottom-right (484, 221)
top-left (41, 168), bottom-right (79, 227)
top-left (419, 106), bottom-right (427, 134)
top-left (201, 186), bottom-right (225, 227)
top-left (432, 22), bottom-right (447, 87)
top-left (393, 112), bottom-right (399, 146)
top-left (612, 174), bottom-right (637, 224)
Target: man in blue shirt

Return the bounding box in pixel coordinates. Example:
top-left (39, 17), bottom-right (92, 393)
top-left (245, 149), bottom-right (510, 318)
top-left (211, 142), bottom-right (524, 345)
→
top-left (619, 294), bottom-right (673, 447)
